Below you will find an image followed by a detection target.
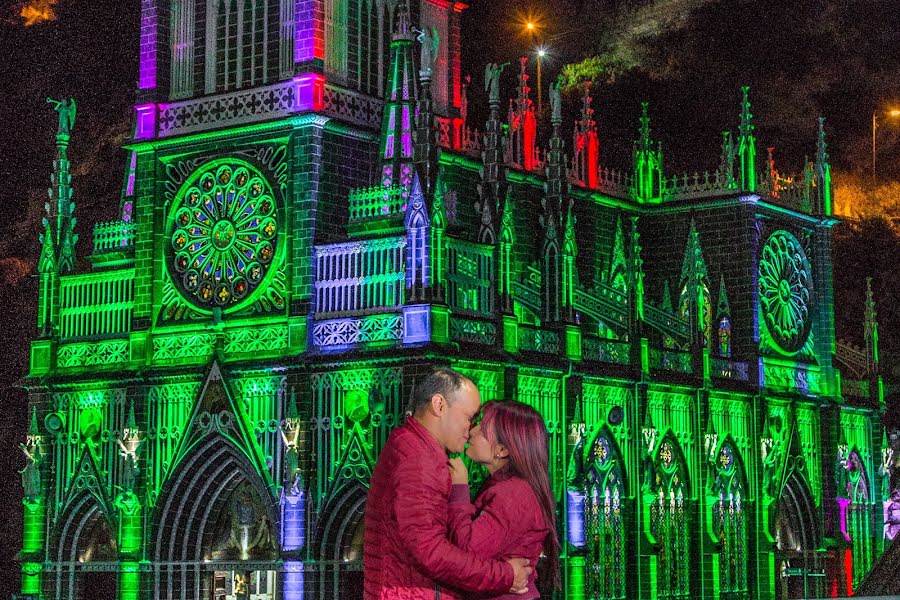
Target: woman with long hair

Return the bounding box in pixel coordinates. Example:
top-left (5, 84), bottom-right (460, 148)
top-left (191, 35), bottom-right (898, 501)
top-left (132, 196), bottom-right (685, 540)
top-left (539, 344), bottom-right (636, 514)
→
top-left (448, 400), bottom-right (560, 599)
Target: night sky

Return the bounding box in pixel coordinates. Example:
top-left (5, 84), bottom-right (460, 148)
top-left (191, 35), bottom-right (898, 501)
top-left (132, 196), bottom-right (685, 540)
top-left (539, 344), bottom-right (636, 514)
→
top-left (0, 0), bottom-right (899, 594)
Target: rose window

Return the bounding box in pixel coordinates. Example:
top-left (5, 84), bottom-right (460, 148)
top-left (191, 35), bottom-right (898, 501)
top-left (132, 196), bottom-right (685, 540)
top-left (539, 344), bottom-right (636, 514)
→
top-left (758, 230), bottom-right (813, 353)
top-left (168, 160), bottom-right (279, 311)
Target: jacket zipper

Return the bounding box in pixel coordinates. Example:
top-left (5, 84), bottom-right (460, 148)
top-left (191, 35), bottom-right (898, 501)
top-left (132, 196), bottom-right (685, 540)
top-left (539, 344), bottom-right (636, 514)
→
top-left (435, 582), bottom-right (441, 600)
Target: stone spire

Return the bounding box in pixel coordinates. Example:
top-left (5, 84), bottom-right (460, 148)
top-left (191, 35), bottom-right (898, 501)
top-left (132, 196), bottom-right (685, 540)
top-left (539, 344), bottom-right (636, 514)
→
top-left (540, 81), bottom-right (569, 323)
top-left (633, 102), bottom-right (663, 203)
top-left (738, 86), bottom-right (756, 192)
top-left (377, 4), bottom-right (418, 194)
top-left (865, 277), bottom-right (879, 376)
top-left (572, 81), bottom-right (599, 188)
top-left (815, 116), bottom-right (832, 215)
top-left (679, 219), bottom-right (710, 345)
top-left (506, 57), bottom-right (538, 171)
top-left (498, 188), bottom-right (515, 314)
top-left (38, 99), bottom-right (77, 337)
top-left (414, 24), bottom-right (439, 201)
top-left (477, 62), bottom-right (508, 244)
top-left (47, 98), bottom-right (78, 273)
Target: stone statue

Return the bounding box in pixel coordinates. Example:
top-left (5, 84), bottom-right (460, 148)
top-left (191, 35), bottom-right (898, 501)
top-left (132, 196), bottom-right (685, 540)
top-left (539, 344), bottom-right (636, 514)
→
top-left (117, 438), bottom-right (142, 493)
top-left (549, 80), bottom-right (562, 125)
top-left (885, 488), bottom-right (900, 541)
top-left (415, 26), bottom-right (439, 77)
top-left (485, 62), bottom-right (508, 106)
top-left (48, 97), bottom-right (76, 137)
top-left (223, 486), bottom-right (272, 560)
top-left (233, 572), bottom-right (249, 599)
top-left (761, 436), bottom-right (779, 497)
top-left (19, 443), bottom-right (42, 502)
top-left (566, 429), bottom-right (586, 488)
top-left (280, 427), bottom-right (302, 496)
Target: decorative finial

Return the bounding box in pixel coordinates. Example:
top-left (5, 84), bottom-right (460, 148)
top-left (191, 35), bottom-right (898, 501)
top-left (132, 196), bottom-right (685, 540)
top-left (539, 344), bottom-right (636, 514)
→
top-left (639, 102), bottom-right (651, 149)
top-left (395, 0), bottom-right (411, 37)
top-left (817, 116), bottom-right (829, 165)
top-left (739, 86), bottom-right (753, 137)
top-left (865, 276), bottom-right (877, 329)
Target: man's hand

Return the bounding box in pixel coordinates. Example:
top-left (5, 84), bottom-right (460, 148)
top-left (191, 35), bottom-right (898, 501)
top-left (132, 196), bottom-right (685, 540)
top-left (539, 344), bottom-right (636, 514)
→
top-left (506, 558), bottom-right (532, 594)
top-left (448, 457), bottom-right (468, 485)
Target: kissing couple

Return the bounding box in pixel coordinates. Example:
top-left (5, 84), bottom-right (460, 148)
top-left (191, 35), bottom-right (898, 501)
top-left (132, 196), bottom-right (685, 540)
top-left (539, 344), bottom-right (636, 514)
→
top-left (364, 368), bottom-right (559, 599)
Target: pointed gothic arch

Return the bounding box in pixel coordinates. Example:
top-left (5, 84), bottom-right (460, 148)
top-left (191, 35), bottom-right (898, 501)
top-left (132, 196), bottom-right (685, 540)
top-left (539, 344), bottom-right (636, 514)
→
top-left (775, 469), bottom-right (821, 599)
top-left (651, 434), bottom-right (691, 600)
top-left (839, 449), bottom-right (874, 592)
top-left (584, 427), bottom-right (628, 600)
top-left (151, 433), bottom-right (279, 600)
top-left (710, 436), bottom-right (750, 600)
top-left (149, 363), bottom-right (278, 600)
top-left (312, 481), bottom-right (368, 600)
top-left (52, 492), bottom-right (118, 600)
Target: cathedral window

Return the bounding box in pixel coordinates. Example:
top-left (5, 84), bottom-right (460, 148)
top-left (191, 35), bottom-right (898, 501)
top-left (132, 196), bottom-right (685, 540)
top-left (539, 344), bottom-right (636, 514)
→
top-left (585, 432), bottom-right (626, 599)
top-left (843, 451), bottom-right (873, 590)
top-left (712, 441), bottom-right (749, 600)
top-left (651, 438), bottom-right (690, 600)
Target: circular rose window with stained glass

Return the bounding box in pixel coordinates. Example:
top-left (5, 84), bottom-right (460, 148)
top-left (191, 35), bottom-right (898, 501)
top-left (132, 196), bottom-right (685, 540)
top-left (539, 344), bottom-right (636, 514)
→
top-left (168, 160), bottom-right (280, 311)
top-left (758, 230), bottom-right (813, 354)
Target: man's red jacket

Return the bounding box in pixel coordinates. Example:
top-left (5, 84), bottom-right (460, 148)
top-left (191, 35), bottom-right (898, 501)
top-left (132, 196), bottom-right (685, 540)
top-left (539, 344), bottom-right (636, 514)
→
top-left (364, 417), bottom-right (514, 599)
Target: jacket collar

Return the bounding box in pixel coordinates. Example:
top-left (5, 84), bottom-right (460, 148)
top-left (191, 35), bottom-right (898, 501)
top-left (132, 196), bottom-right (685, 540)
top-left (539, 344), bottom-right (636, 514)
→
top-left (406, 416), bottom-right (447, 459)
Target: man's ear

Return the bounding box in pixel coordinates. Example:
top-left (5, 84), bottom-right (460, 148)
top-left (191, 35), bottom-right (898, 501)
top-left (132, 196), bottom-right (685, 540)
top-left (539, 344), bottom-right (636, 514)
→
top-left (430, 393), bottom-right (446, 416)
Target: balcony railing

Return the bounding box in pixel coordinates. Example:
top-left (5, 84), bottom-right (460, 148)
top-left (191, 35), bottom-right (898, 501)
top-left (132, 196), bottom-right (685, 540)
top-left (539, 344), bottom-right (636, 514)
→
top-left (93, 220), bottom-right (135, 254)
top-left (348, 185), bottom-right (406, 223)
top-left (59, 270), bottom-right (134, 340)
top-left (314, 237), bottom-right (406, 318)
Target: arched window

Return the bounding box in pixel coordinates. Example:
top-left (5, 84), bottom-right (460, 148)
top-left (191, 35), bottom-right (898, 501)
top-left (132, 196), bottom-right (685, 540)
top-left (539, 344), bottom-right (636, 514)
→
top-left (718, 315), bottom-right (732, 357)
top-left (239, 0), bottom-right (266, 87)
top-left (215, 0), bottom-right (239, 92)
top-left (651, 438), bottom-right (690, 600)
top-left (712, 441), bottom-right (749, 600)
top-left (680, 282), bottom-right (712, 347)
top-left (585, 431), bottom-right (626, 599)
top-left (844, 451), bottom-right (873, 590)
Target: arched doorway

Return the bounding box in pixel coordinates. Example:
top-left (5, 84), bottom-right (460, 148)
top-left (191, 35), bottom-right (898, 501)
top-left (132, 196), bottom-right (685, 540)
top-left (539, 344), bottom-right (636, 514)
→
top-left (775, 470), bottom-right (821, 599)
top-left (51, 492), bottom-right (118, 600)
top-left (313, 482), bottom-right (367, 600)
top-left (151, 434), bottom-right (279, 600)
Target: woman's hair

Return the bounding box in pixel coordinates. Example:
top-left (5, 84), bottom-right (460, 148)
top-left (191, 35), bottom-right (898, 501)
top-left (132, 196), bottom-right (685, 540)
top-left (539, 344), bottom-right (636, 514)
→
top-left (479, 400), bottom-right (560, 590)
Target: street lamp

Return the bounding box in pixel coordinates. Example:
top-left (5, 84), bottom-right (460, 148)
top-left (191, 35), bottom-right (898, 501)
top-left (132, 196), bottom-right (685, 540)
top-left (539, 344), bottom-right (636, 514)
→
top-left (872, 108), bottom-right (900, 184)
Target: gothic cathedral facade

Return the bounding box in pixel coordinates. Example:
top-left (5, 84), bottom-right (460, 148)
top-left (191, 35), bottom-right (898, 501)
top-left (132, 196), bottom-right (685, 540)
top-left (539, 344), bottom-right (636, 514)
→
top-left (18, 1), bottom-right (892, 599)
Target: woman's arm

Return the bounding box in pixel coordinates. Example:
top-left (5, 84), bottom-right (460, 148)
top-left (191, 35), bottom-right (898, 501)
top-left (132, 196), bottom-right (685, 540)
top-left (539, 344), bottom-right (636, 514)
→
top-left (448, 480), bottom-right (521, 558)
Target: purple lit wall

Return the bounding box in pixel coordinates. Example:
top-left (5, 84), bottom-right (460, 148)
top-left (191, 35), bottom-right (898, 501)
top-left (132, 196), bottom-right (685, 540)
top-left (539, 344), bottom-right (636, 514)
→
top-left (283, 561), bottom-right (304, 600)
top-left (281, 491), bottom-right (306, 551)
top-left (293, 74), bottom-right (326, 112)
top-left (134, 104), bottom-right (156, 140)
top-left (139, 0), bottom-right (159, 90)
top-left (294, 0), bottom-right (324, 63)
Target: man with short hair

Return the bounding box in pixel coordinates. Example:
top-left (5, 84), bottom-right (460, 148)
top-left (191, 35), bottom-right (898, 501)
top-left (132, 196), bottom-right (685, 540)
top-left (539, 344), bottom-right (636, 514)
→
top-left (364, 368), bottom-right (532, 599)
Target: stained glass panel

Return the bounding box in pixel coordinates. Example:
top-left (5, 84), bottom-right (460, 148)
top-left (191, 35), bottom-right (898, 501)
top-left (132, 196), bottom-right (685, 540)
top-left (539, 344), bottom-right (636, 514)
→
top-left (651, 438), bottom-right (690, 600)
top-left (712, 441), bottom-right (749, 600)
top-left (585, 431), bottom-right (626, 599)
